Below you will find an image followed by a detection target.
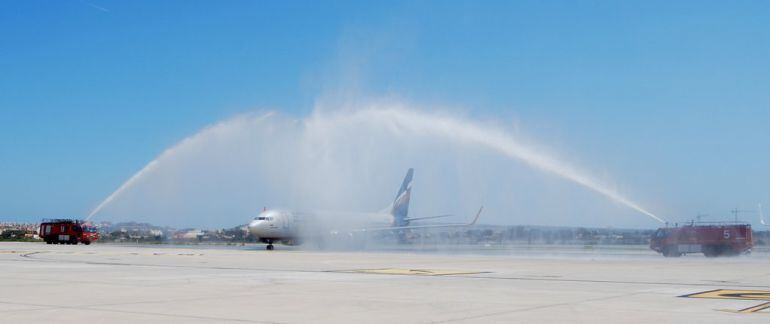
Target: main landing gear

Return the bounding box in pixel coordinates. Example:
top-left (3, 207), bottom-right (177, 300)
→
top-left (265, 239), bottom-right (275, 250)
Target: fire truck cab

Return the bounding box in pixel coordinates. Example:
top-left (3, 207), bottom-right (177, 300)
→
top-left (39, 219), bottom-right (99, 245)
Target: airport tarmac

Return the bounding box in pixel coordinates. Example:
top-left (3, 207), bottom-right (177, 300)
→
top-left (1, 242), bottom-right (769, 323)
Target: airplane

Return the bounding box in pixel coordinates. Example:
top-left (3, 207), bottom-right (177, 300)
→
top-left (760, 203), bottom-right (768, 226)
top-left (247, 168), bottom-right (483, 250)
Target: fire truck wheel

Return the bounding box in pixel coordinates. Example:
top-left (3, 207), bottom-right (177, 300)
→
top-left (722, 246), bottom-right (738, 257)
top-left (662, 246), bottom-right (681, 257)
top-left (83, 241), bottom-right (91, 245)
top-left (45, 240), bottom-right (52, 244)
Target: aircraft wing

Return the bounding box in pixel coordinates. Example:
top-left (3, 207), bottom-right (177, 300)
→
top-left (353, 207), bottom-right (483, 233)
top-left (403, 214), bottom-right (452, 222)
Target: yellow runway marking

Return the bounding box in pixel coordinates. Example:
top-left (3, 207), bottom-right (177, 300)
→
top-left (681, 289), bottom-right (770, 301)
top-left (681, 289), bottom-right (770, 314)
top-left (339, 268), bottom-right (486, 276)
top-left (719, 302), bottom-right (770, 314)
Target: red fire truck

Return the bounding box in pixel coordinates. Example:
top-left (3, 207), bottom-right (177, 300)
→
top-left (39, 219), bottom-right (99, 245)
top-left (650, 223), bottom-right (752, 257)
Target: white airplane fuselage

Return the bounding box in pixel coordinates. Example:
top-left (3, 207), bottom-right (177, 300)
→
top-left (247, 210), bottom-right (296, 242)
top-left (247, 209), bottom-right (394, 244)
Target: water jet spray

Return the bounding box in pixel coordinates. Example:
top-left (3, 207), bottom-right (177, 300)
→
top-left (86, 104), bottom-right (664, 225)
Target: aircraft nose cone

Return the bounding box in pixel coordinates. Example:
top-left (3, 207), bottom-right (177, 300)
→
top-left (248, 220), bottom-right (260, 233)
top-left (248, 220), bottom-right (269, 236)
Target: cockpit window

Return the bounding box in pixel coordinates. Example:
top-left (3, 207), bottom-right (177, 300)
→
top-left (256, 216), bottom-right (266, 220)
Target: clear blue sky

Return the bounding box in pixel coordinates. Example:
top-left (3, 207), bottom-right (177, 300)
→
top-left (1, 1), bottom-right (769, 226)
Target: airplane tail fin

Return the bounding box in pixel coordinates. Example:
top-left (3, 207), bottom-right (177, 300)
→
top-left (390, 168), bottom-right (413, 226)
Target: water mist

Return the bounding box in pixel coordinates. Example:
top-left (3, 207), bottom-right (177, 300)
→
top-left (87, 102), bottom-right (664, 227)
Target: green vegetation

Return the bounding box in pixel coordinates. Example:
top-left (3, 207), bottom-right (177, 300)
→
top-left (0, 229), bottom-right (38, 242)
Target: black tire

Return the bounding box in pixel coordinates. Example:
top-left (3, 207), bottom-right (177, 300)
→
top-left (662, 246), bottom-right (681, 258)
top-left (45, 240), bottom-right (53, 244)
top-left (83, 241), bottom-right (91, 245)
top-left (266, 244), bottom-right (274, 251)
top-left (703, 245), bottom-right (718, 257)
top-left (721, 246), bottom-right (738, 257)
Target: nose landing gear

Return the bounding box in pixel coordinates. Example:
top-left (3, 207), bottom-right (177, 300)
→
top-left (265, 239), bottom-right (275, 250)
